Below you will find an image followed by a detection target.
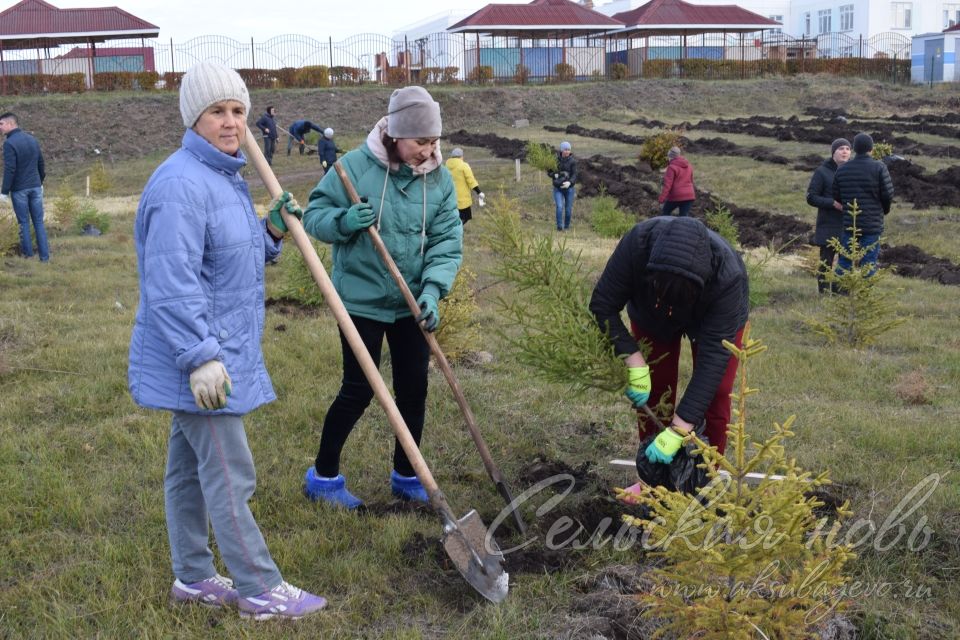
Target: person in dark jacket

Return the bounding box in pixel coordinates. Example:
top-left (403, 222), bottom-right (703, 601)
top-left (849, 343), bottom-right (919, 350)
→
top-left (548, 141), bottom-right (577, 231)
top-left (255, 106), bottom-right (279, 165)
top-left (807, 138), bottom-right (850, 293)
top-left (1, 112), bottom-right (49, 261)
top-left (287, 119), bottom-right (323, 156)
top-left (658, 146), bottom-right (695, 216)
top-left (832, 132), bottom-right (894, 277)
top-left (589, 217), bottom-right (749, 501)
top-left (317, 127), bottom-right (340, 175)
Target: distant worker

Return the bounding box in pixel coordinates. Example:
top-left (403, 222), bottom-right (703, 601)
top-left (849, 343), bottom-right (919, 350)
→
top-left (548, 141), bottom-right (577, 231)
top-left (318, 127), bottom-right (341, 176)
top-left (287, 119), bottom-right (322, 156)
top-left (806, 138), bottom-right (850, 293)
top-left (658, 146), bottom-right (695, 217)
top-left (255, 106), bottom-right (279, 165)
top-left (445, 147), bottom-right (484, 225)
top-left (1, 112), bottom-right (49, 262)
top-left (832, 132), bottom-right (894, 277)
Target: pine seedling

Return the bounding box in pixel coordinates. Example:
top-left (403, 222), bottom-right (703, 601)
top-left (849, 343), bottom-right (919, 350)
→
top-left (275, 239), bottom-right (331, 308)
top-left (623, 326), bottom-right (855, 639)
top-left (436, 266), bottom-right (482, 363)
top-left (525, 141), bottom-right (558, 173)
top-left (478, 192), bottom-right (628, 393)
top-left (590, 186), bottom-right (635, 238)
top-left (804, 201), bottom-right (906, 347)
top-left (89, 159), bottom-right (112, 194)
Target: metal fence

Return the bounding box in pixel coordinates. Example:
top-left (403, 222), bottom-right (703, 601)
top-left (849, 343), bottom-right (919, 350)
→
top-left (0, 29), bottom-right (914, 94)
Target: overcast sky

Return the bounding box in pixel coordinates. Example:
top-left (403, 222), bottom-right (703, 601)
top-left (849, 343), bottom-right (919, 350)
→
top-left (46, 0), bottom-right (615, 42)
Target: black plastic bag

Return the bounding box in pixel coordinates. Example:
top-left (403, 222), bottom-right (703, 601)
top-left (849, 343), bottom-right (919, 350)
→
top-left (635, 424), bottom-right (711, 494)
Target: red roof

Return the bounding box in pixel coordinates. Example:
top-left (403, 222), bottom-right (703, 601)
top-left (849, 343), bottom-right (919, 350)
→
top-left (612, 0), bottom-right (780, 34)
top-left (449, 0), bottom-right (623, 34)
top-left (0, 0), bottom-right (159, 47)
top-left (945, 22), bottom-right (960, 33)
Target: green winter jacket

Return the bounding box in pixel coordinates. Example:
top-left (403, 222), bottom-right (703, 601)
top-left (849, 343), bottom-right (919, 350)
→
top-left (302, 118), bottom-right (462, 323)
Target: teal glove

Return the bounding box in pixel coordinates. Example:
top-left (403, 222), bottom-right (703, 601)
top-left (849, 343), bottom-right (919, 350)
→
top-left (416, 285), bottom-right (440, 332)
top-left (624, 365), bottom-right (651, 408)
top-left (644, 427), bottom-right (685, 464)
top-left (267, 191), bottom-right (302, 235)
top-left (339, 201), bottom-right (375, 234)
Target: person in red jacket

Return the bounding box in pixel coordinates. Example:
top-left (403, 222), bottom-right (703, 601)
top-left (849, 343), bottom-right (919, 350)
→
top-left (658, 146), bottom-right (695, 217)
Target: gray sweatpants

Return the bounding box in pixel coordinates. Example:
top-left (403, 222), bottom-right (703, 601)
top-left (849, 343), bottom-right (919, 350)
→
top-left (164, 412), bottom-right (282, 597)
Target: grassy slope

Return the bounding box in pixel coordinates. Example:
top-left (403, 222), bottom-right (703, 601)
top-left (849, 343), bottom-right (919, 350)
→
top-left (1, 77), bottom-right (958, 638)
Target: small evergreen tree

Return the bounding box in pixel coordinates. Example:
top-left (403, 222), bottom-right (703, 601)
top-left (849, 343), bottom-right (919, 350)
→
top-left (590, 187), bottom-right (635, 238)
top-left (275, 239), bottom-right (331, 308)
top-left (436, 266), bottom-right (482, 363)
top-left (74, 200), bottom-right (110, 234)
top-left (52, 183), bottom-right (82, 230)
top-left (525, 141), bottom-right (558, 173)
top-left (89, 159), bottom-right (112, 194)
top-left (621, 327), bottom-right (855, 639)
top-left (804, 202), bottom-right (906, 347)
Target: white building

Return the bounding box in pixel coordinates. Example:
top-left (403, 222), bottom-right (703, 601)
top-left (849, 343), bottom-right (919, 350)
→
top-left (593, 0), bottom-right (960, 38)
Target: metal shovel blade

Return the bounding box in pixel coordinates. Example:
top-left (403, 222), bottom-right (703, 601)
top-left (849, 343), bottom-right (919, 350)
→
top-left (441, 509), bottom-right (509, 604)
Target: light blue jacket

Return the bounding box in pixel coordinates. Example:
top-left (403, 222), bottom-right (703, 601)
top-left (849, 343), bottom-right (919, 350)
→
top-left (128, 129), bottom-right (281, 415)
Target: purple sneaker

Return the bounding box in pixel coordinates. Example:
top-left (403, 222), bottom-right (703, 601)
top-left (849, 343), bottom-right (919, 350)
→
top-left (238, 581), bottom-right (327, 620)
top-left (170, 574), bottom-right (238, 608)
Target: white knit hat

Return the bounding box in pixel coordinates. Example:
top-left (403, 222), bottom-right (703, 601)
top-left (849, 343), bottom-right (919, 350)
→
top-left (179, 61), bottom-right (251, 128)
top-left (386, 86), bottom-right (442, 139)
top-left (324, 127), bottom-right (334, 139)
top-left (450, 147), bottom-right (463, 157)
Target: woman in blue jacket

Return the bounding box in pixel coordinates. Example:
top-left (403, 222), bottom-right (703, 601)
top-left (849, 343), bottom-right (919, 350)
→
top-left (128, 61), bottom-right (325, 620)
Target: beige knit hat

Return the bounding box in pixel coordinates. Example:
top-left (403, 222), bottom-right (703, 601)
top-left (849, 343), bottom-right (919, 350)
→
top-left (179, 61), bottom-right (251, 128)
top-left (386, 86), bottom-right (442, 139)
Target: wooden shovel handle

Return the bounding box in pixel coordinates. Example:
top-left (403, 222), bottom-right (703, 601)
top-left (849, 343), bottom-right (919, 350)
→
top-left (332, 162), bottom-right (507, 484)
top-left (241, 128), bottom-right (444, 500)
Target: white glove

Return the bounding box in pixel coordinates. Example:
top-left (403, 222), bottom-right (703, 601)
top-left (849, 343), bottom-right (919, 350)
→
top-left (0, 193), bottom-right (8, 203)
top-left (478, 192), bottom-right (485, 207)
top-left (561, 181), bottom-right (571, 189)
top-left (189, 360), bottom-right (232, 410)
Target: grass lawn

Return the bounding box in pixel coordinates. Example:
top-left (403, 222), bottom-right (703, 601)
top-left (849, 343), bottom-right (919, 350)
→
top-left (1, 78), bottom-right (958, 639)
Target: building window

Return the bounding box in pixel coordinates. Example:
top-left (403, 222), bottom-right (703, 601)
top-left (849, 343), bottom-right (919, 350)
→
top-left (945, 4), bottom-right (960, 28)
top-left (768, 14), bottom-right (783, 33)
top-left (805, 12), bottom-right (811, 35)
top-left (891, 2), bottom-right (912, 29)
top-left (819, 8), bottom-right (832, 34)
top-left (840, 5), bottom-right (854, 31)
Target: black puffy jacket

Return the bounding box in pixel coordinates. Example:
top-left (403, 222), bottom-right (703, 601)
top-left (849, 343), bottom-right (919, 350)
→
top-left (832, 153), bottom-right (894, 236)
top-left (549, 153), bottom-right (577, 189)
top-left (806, 158), bottom-right (843, 246)
top-left (589, 217), bottom-right (748, 426)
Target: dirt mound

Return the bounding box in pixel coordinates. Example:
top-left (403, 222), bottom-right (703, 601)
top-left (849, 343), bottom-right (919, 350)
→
top-left (446, 129), bottom-right (526, 159)
top-left (881, 243), bottom-right (960, 285)
top-left (886, 159), bottom-right (960, 209)
top-left (518, 455), bottom-right (594, 492)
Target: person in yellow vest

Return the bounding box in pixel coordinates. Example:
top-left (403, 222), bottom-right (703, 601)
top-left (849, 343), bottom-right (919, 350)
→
top-left (445, 147), bottom-right (484, 225)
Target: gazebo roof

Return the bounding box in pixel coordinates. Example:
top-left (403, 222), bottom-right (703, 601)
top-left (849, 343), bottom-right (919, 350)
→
top-left (0, 0), bottom-right (159, 50)
top-left (448, 0), bottom-right (623, 37)
top-left (611, 0), bottom-right (780, 37)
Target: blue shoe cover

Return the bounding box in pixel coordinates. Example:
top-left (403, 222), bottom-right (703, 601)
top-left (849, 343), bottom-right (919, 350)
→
top-left (390, 470), bottom-right (429, 503)
top-left (303, 468), bottom-right (363, 509)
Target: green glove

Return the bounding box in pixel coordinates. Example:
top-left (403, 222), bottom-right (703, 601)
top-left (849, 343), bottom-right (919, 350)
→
top-left (645, 427), bottom-right (685, 465)
top-left (339, 201), bottom-right (375, 234)
top-left (624, 365), bottom-right (651, 408)
top-left (267, 191), bottom-right (302, 235)
top-left (416, 284), bottom-right (440, 332)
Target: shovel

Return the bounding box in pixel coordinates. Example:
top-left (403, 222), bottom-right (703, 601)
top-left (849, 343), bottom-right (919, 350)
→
top-left (332, 162), bottom-right (527, 535)
top-left (241, 128), bottom-right (509, 604)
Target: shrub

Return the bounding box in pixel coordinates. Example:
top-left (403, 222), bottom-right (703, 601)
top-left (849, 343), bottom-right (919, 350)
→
top-left (329, 66), bottom-right (369, 85)
top-left (275, 240), bottom-right (331, 308)
top-left (703, 200), bottom-right (739, 248)
top-left (610, 62), bottom-right (628, 80)
top-left (642, 59), bottom-right (674, 79)
top-left (295, 65), bottom-right (329, 88)
top-left (554, 62), bottom-right (575, 82)
top-left (75, 200), bottom-right (110, 234)
top-left (622, 328), bottom-right (855, 639)
top-left (466, 65), bottom-right (493, 84)
top-left (639, 129), bottom-right (684, 171)
top-left (92, 72), bottom-right (135, 91)
top-left (524, 141), bottom-right (558, 173)
top-left (89, 159), bottom-right (112, 195)
top-left (386, 67), bottom-right (408, 86)
top-left (0, 206), bottom-right (19, 255)
top-left (435, 266), bottom-right (482, 363)
top-left (871, 142), bottom-right (893, 160)
top-left (52, 184), bottom-right (82, 230)
top-left (803, 201), bottom-right (906, 346)
top-left (590, 189), bottom-right (634, 238)
top-left (134, 71), bottom-right (160, 90)
top-left (513, 64), bottom-right (530, 85)
top-left (162, 72), bottom-right (184, 90)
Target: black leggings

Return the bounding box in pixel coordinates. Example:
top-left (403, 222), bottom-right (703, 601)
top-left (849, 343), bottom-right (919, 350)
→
top-left (817, 244), bottom-right (838, 293)
top-left (314, 314), bottom-right (430, 478)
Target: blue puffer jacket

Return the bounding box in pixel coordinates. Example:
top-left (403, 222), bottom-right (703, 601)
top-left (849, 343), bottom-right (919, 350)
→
top-left (2, 128), bottom-right (45, 194)
top-left (128, 129), bottom-right (281, 415)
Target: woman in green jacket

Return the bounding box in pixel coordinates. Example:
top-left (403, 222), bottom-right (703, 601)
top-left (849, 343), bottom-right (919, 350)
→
top-left (300, 86), bottom-right (462, 509)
